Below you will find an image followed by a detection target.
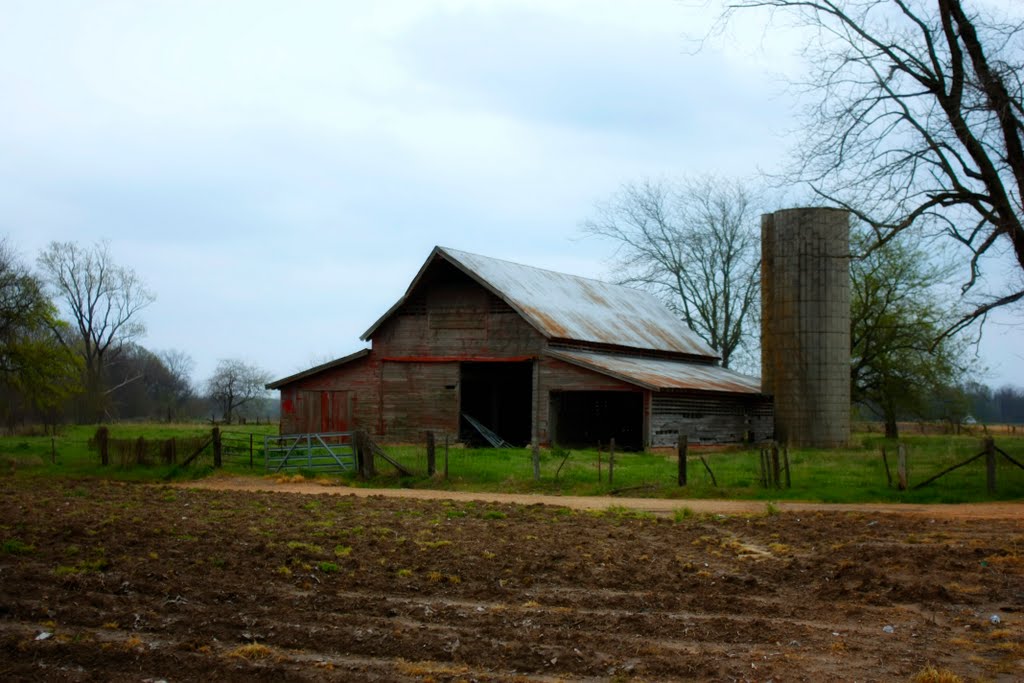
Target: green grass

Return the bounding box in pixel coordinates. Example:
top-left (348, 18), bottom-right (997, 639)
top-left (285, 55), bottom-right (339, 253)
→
top-left (2, 423), bottom-right (1022, 504)
top-left (345, 432), bottom-right (1024, 504)
top-left (0, 422), bottom-right (278, 481)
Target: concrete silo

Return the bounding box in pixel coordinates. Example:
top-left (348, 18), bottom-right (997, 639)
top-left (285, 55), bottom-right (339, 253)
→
top-left (761, 207), bottom-right (850, 447)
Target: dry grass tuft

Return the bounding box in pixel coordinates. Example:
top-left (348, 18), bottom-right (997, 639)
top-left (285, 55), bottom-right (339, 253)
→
top-left (228, 643), bottom-right (273, 660)
top-left (912, 665), bottom-right (962, 683)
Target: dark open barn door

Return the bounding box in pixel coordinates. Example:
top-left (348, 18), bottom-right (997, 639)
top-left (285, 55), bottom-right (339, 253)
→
top-left (550, 390), bottom-right (643, 451)
top-left (459, 361), bottom-right (532, 446)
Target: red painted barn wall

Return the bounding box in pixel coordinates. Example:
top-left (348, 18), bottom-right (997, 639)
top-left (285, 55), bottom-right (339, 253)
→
top-left (278, 356), bottom-right (379, 435)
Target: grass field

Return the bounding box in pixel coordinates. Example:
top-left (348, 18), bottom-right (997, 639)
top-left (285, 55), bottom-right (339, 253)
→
top-left (375, 432), bottom-right (1024, 503)
top-left (1, 422), bottom-right (1022, 503)
top-left (0, 423), bottom-right (278, 481)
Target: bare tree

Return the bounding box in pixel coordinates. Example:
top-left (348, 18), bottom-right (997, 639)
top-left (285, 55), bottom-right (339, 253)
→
top-left (715, 0), bottom-right (1024, 336)
top-left (37, 240), bottom-right (155, 422)
top-left (206, 359), bottom-right (270, 424)
top-left (582, 176), bottom-right (761, 368)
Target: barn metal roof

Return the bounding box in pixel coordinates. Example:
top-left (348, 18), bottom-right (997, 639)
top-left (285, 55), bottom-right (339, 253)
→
top-left (547, 348), bottom-right (763, 394)
top-left (266, 348), bottom-right (370, 390)
top-left (362, 247), bottom-right (719, 359)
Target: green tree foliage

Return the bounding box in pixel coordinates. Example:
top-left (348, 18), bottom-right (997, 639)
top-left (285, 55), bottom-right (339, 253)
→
top-left (0, 238), bottom-right (80, 430)
top-left (850, 231), bottom-right (969, 438)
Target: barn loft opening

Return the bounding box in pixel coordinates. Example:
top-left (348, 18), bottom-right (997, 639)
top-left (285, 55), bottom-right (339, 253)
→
top-left (550, 391), bottom-right (643, 451)
top-left (459, 361), bottom-right (533, 446)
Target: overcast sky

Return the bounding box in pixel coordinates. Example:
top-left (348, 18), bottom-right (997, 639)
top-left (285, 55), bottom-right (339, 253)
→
top-left (2, 0), bottom-right (1021, 388)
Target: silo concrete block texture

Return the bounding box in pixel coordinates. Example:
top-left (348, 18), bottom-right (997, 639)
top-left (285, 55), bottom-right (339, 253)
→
top-left (761, 207), bottom-right (850, 447)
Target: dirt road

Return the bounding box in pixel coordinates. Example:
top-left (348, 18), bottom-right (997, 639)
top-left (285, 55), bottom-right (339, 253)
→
top-left (183, 474), bottom-right (1024, 520)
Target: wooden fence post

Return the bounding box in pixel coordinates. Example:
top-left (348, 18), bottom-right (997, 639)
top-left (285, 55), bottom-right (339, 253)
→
top-left (677, 434), bottom-right (688, 487)
top-left (897, 443), bottom-right (908, 490)
top-left (426, 431), bottom-right (436, 476)
top-left (771, 444), bottom-right (781, 489)
top-left (984, 437), bottom-right (997, 494)
top-left (354, 430), bottom-right (372, 479)
top-left (783, 446), bottom-right (791, 489)
top-left (881, 447), bottom-right (893, 487)
top-left (96, 426), bottom-right (109, 466)
top-left (759, 447), bottom-right (767, 488)
top-left (608, 438), bottom-right (615, 485)
top-left (365, 433), bottom-right (376, 477)
top-left (532, 443), bottom-right (541, 481)
top-left (212, 427), bottom-right (222, 468)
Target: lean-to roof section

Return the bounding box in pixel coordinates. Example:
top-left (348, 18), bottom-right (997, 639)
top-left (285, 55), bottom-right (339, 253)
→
top-left (362, 247), bottom-right (718, 359)
top-left (547, 349), bottom-right (762, 394)
top-left (266, 349), bottom-right (370, 390)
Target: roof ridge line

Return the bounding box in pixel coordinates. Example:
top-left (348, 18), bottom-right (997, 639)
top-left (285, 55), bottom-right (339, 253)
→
top-left (439, 245), bottom-right (625, 290)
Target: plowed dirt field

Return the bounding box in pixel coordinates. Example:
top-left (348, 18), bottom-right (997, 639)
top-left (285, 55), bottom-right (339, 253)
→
top-left (1, 478), bottom-right (1022, 681)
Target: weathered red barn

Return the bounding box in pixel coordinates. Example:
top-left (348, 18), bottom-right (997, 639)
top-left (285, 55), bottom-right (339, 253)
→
top-left (267, 247), bottom-right (772, 448)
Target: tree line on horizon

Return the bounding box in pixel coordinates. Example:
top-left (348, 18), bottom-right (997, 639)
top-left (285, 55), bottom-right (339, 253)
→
top-left (0, 238), bottom-right (274, 432)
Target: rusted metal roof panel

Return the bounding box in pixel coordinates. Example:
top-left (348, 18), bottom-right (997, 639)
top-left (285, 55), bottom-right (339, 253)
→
top-left (547, 349), bottom-right (763, 394)
top-left (439, 248), bottom-right (718, 358)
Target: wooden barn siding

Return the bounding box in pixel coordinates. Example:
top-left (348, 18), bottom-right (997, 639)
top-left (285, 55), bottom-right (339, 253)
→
top-left (536, 356), bottom-right (642, 446)
top-left (381, 361), bottom-right (459, 442)
top-left (650, 392), bottom-right (774, 446)
top-left (373, 288), bottom-right (545, 359)
top-left (278, 357), bottom-right (380, 435)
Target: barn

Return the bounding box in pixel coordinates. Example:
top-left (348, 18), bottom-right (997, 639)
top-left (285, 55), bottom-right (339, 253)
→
top-left (267, 247), bottom-right (772, 449)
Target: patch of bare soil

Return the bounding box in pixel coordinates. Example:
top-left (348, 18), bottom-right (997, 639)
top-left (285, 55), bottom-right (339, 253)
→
top-left (1, 478), bottom-right (1022, 682)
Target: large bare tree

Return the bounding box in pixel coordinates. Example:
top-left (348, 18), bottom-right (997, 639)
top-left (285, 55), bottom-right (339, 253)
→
top-left (715, 0), bottom-right (1024, 336)
top-left (206, 359), bottom-right (270, 424)
top-left (37, 240), bottom-right (155, 422)
top-left (582, 176), bottom-right (761, 368)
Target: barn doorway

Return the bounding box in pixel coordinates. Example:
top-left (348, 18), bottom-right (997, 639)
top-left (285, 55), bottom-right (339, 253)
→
top-left (459, 361), bottom-right (532, 446)
top-left (550, 391), bottom-right (643, 450)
